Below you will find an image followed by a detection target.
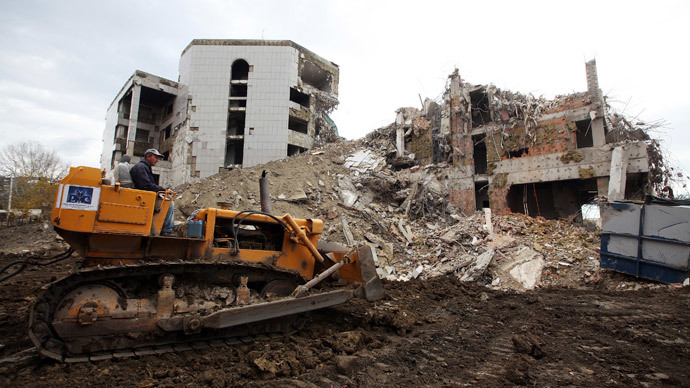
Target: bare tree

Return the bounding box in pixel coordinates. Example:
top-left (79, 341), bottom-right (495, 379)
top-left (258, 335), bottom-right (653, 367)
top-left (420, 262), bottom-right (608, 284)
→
top-left (0, 141), bottom-right (69, 180)
top-left (0, 141), bottom-right (70, 220)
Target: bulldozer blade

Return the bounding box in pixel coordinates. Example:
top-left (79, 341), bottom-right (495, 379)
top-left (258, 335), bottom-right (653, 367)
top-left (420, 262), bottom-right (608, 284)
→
top-left (201, 289), bottom-right (354, 330)
top-left (356, 245), bottom-right (384, 301)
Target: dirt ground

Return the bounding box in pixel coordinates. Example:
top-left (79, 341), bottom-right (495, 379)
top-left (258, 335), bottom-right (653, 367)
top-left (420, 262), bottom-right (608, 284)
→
top-left (0, 225), bottom-right (688, 387)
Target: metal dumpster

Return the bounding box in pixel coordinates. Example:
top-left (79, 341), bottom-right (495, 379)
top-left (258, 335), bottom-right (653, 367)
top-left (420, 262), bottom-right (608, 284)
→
top-left (600, 201), bottom-right (690, 284)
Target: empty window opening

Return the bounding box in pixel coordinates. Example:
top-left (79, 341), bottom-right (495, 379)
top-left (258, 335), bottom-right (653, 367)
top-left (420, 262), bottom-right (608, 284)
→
top-left (508, 183), bottom-right (556, 219)
top-left (161, 150), bottom-right (170, 161)
top-left (470, 88), bottom-right (492, 127)
top-left (113, 125), bottom-right (128, 141)
top-left (137, 105), bottom-right (156, 124)
top-left (575, 119), bottom-right (594, 149)
top-left (288, 116), bottom-right (309, 134)
top-left (225, 139), bottom-right (244, 165)
top-left (229, 99), bottom-right (247, 108)
top-left (507, 179), bottom-right (597, 220)
top-left (227, 111), bottom-right (246, 136)
top-left (152, 173), bottom-right (160, 185)
top-left (119, 95), bottom-right (132, 117)
top-left (135, 128), bottom-right (150, 143)
top-left (288, 144), bottom-right (307, 156)
top-left (290, 87), bottom-right (310, 108)
top-left (508, 148), bottom-right (529, 158)
top-left (230, 84), bottom-right (247, 97)
top-left (475, 182), bottom-right (490, 210)
top-left (624, 173), bottom-right (649, 201)
top-left (301, 61), bottom-right (332, 92)
top-left (162, 124), bottom-right (172, 141)
top-left (473, 134), bottom-right (487, 174)
top-left (231, 59), bottom-right (249, 81)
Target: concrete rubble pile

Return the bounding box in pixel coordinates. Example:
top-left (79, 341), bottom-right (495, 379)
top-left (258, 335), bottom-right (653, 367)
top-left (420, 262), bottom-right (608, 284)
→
top-left (170, 136), bottom-right (646, 292)
top-left (171, 61), bottom-right (681, 292)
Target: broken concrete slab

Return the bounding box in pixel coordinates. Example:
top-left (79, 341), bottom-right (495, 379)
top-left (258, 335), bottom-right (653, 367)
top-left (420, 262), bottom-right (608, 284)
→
top-left (499, 246), bottom-right (545, 290)
top-left (344, 150), bottom-right (384, 174)
top-left (460, 249), bottom-right (494, 282)
top-left (337, 176), bottom-right (359, 207)
top-left (286, 190), bottom-right (308, 202)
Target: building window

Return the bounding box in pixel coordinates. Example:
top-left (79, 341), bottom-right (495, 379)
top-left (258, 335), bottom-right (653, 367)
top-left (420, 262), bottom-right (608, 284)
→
top-left (288, 116), bottom-right (309, 134)
top-left (290, 87), bottom-right (310, 108)
top-left (575, 119), bottom-right (594, 148)
top-left (475, 181), bottom-right (489, 210)
top-left (231, 59), bottom-right (249, 81)
top-left (162, 124), bottom-right (172, 141)
top-left (472, 134), bottom-right (487, 174)
top-left (470, 88), bottom-right (492, 127)
top-left (288, 144), bottom-right (307, 156)
top-left (226, 59), bottom-right (248, 166)
top-left (225, 139), bottom-right (244, 166)
top-left (230, 84), bottom-right (248, 97)
top-left (135, 128), bottom-right (149, 142)
top-left (227, 112), bottom-right (246, 136)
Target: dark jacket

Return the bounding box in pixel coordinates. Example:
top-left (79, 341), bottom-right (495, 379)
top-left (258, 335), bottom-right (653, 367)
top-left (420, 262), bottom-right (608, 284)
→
top-left (130, 159), bottom-right (165, 192)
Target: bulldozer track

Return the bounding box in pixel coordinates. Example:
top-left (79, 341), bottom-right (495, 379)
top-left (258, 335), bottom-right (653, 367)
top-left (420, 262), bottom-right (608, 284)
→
top-left (4, 330), bottom-right (294, 364)
top-left (29, 261), bottom-right (307, 362)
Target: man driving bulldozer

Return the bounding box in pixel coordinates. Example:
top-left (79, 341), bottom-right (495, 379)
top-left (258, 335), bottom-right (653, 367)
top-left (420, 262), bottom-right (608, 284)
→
top-left (130, 148), bottom-right (175, 236)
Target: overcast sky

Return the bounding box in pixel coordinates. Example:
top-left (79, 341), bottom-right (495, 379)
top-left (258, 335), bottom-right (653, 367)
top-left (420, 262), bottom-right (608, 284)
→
top-left (1, 0), bottom-right (688, 191)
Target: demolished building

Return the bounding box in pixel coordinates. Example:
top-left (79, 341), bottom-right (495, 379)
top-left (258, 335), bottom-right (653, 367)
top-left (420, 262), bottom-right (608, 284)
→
top-left (386, 60), bottom-right (653, 219)
top-left (101, 39), bottom-right (339, 187)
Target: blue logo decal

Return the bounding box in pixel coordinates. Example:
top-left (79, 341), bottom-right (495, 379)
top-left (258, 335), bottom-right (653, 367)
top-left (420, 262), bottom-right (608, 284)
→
top-left (66, 186), bottom-right (93, 204)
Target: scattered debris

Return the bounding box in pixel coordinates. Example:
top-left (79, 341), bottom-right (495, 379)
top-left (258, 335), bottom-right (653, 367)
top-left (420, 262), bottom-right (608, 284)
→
top-left (500, 246), bottom-right (545, 290)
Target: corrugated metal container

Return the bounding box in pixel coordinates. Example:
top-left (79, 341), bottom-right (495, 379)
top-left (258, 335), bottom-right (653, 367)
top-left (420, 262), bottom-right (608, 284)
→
top-left (600, 201), bottom-right (690, 284)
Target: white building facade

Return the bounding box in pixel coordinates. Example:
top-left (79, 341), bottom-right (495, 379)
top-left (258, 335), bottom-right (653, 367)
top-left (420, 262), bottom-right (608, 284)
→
top-left (101, 40), bottom-right (339, 187)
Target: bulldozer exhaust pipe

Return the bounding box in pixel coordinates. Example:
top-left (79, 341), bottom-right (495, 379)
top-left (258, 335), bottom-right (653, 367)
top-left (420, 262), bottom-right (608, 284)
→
top-left (259, 170), bottom-right (272, 214)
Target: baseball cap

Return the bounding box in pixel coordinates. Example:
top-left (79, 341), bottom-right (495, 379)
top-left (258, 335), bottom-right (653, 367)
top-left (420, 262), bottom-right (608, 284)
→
top-left (145, 148), bottom-right (164, 158)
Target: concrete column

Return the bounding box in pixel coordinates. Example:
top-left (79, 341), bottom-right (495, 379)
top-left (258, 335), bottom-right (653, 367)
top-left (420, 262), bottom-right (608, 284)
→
top-left (396, 127), bottom-right (405, 157)
top-left (608, 145), bottom-right (629, 201)
top-left (126, 83), bottom-right (142, 156)
top-left (585, 60), bottom-right (606, 147)
top-left (591, 118), bottom-right (606, 147)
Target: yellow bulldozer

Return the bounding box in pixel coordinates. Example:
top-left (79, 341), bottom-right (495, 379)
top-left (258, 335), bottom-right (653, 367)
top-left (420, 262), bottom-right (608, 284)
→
top-left (29, 166), bottom-right (383, 362)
